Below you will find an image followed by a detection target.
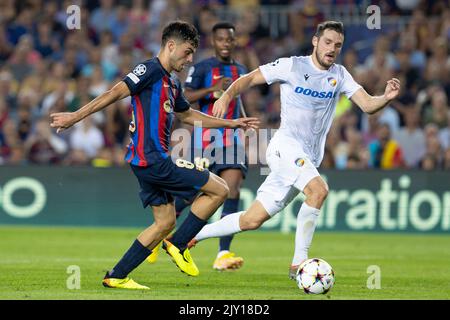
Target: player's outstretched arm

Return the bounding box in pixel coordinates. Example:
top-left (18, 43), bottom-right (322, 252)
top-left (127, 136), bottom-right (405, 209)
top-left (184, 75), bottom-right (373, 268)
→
top-left (350, 78), bottom-right (401, 114)
top-left (184, 76), bottom-right (232, 103)
top-left (50, 81), bottom-right (130, 133)
top-left (176, 108), bottom-right (260, 130)
top-left (212, 68), bottom-right (266, 118)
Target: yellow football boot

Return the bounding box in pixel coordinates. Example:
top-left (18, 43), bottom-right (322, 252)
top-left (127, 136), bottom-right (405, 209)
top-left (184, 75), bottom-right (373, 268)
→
top-left (213, 252), bottom-right (244, 271)
top-left (163, 239), bottom-right (199, 276)
top-left (102, 274), bottom-right (149, 290)
top-left (146, 241), bottom-right (162, 264)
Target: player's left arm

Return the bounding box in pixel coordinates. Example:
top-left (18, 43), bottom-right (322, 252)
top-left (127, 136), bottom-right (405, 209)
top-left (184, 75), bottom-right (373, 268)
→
top-left (176, 108), bottom-right (259, 130)
top-left (350, 78), bottom-right (401, 114)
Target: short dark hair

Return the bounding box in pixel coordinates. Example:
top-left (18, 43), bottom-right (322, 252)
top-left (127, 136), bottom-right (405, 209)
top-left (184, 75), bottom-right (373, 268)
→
top-left (315, 21), bottom-right (344, 37)
top-left (161, 21), bottom-right (199, 48)
top-left (212, 21), bottom-right (235, 33)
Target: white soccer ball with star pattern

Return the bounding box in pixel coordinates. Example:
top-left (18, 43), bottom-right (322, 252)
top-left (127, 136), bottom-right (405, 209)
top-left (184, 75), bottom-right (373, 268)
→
top-left (296, 258), bottom-right (335, 294)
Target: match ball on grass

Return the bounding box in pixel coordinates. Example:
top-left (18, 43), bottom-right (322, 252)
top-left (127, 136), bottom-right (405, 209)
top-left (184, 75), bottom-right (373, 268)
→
top-left (296, 258), bottom-right (335, 294)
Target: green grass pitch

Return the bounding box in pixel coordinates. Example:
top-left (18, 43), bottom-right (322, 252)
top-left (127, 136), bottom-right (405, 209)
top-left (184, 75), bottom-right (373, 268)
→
top-left (0, 225), bottom-right (449, 300)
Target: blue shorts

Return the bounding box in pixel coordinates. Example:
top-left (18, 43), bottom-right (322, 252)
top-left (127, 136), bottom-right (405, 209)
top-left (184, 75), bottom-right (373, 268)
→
top-left (130, 157), bottom-right (210, 208)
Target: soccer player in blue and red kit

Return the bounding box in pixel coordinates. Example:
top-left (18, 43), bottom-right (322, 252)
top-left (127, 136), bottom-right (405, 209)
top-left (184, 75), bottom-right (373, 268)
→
top-left (172, 22), bottom-right (248, 271)
top-left (50, 21), bottom-right (259, 290)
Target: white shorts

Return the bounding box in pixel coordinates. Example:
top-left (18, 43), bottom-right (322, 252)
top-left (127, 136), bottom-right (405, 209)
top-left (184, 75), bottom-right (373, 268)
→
top-left (256, 132), bottom-right (320, 216)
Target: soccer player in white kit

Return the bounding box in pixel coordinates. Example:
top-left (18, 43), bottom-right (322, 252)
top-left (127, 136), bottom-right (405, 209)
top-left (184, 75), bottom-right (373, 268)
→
top-left (188, 21), bottom-right (401, 278)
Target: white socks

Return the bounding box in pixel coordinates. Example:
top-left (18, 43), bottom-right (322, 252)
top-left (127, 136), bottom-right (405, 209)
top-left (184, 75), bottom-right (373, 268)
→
top-left (292, 203), bottom-right (320, 266)
top-left (194, 211), bottom-right (244, 241)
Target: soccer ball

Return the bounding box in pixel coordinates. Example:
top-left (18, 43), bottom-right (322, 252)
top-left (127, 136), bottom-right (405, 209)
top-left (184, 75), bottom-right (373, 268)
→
top-left (295, 258), bottom-right (335, 294)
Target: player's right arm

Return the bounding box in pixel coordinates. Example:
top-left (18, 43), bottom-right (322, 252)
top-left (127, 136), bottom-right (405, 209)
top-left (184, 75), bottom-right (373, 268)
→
top-left (212, 68), bottom-right (266, 118)
top-left (50, 81), bottom-right (130, 133)
top-left (183, 64), bottom-right (232, 103)
top-left (184, 77), bottom-right (232, 103)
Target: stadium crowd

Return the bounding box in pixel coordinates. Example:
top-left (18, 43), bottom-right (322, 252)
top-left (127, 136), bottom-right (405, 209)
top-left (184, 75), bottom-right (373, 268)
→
top-left (0, 0), bottom-right (449, 170)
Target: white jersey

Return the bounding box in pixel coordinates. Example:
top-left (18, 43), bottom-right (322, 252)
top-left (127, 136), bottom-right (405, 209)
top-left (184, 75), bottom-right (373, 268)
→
top-left (259, 55), bottom-right (362, 167)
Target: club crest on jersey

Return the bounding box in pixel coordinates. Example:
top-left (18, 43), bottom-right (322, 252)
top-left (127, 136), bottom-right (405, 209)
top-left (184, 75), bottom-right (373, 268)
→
top-left (295, 158), bottom-right (305, 167)
top-left (327, 77), bottom-right (337, 87)
top-left (133, 64), bottom-right (146, 76)
top-left (163, 100), bottom-right (173, 113)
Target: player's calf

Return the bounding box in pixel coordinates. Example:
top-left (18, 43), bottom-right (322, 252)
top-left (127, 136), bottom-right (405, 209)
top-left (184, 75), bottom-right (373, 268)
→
top-left (191, 173), bottom-right (229, 220)
top-left (303, 177), bottom-right (329, 209)
top-left (238, 202), bottom-right (271, 231)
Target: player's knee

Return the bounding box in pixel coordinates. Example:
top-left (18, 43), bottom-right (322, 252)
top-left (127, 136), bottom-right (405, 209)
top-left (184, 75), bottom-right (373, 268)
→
top-left (240, 215), bottom-right (262, 231)
top-left (309, 184), bottom-right (329, 207)
top-left (228, 185), bottom-right (240, 199)
top-left (155, 218), bottom-right (176, 235)
top-left (319, 184), bottom-right (329, 202)
top-left (217, 183), bottom-right (230, 202)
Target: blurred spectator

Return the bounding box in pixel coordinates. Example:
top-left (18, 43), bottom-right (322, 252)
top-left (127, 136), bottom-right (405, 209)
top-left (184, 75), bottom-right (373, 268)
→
top-left (425, 135), bottom-right (444, 166)
top-left (293, 0), bottom-right (325, 34)
top-left (0, 118), bottom-right (24, 165)
top-left (395, 0), bottom-right (421, 14)
top-left (7, 34), bottom-right (41, 81)
top-left (111, 5), bottom-right (130, 43)
top-left (368, 123), bottom-right (405, 169)
top-left (129, 0), bottom-right (149, 25)
top-left (423, 89), bottom-right (449, 129)
top-left (420, 153), bottom-right (439, 170)
top-left (342, 48), bottom-right (365, 84)
top-left (90, 0), bottom-right (117, 34)
top-left (439, 111), bottom-right (450, 150)
top-left (24, 118), bottom-right (68, 164)
top-left (361, 112), bottom-right (380, 146)
top-left (0, 98), bottom-right (8, 128)
top-left (0, 70), bottom-right (17, 111)
top-left (69, 117), bottom-right (105, 159)
top-left (424, 37), bottom-right (450, 84)
top-left (361, 102), bottom-right (400, 142)
top-left (16, 104), bottom-right (33, 142)
top-left (6, 8), bottom-right (34, 45)
top-left (393, 108), bottom-right (426, 168)
top-left (104, 100), bottom-right (129, 147)
top-left (81, 46), bottom-right (118, 82)
top-left (41, 80), bottom-right (74, 116)
top-left (443, 148), bottom-right (450, 170)
top-left (364, 36), bottom-right (397, 72)
top-left (320, 146), bottom-right (336, 169)
top-left (424, 122), bottom-right (440, 141)
top-left (0, 22), bottom-right (14, 62)
top-left (334, 125), bottom-right (363, 169)
top-left (397, 29), bottom-right (427, 71)
top-left (62, 149), bottom-right (90, 166)
top-left (264, 84), bottom-right (281, 128)
top-left (92, 147), bottom-right (114, 167)
top-left (33, 19), bottom-right (56, 58)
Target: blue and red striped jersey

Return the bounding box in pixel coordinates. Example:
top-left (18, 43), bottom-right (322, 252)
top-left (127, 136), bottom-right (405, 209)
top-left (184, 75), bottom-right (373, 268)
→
top-left (122, 57), bottom-right (190, 167)
top-left (184, 57), bottom-right (247, 148)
